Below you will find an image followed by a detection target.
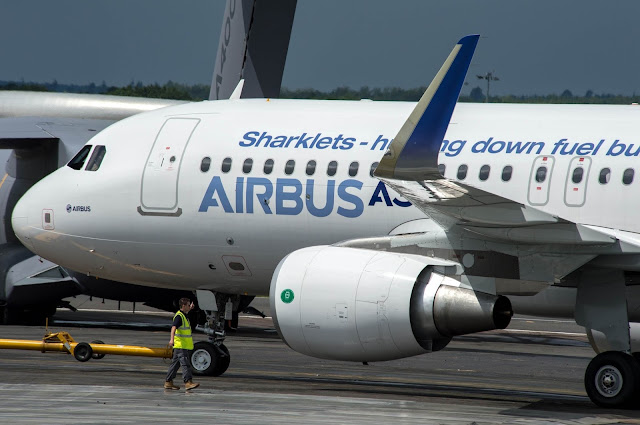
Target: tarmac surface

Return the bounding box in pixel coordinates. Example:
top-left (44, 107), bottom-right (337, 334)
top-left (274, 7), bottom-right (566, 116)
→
top-left (0, 297), bottom-right (639, 424)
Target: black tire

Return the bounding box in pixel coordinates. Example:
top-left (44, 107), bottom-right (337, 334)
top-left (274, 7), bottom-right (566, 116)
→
top-left (585, 351), bottom-right (640, 408)
top-left (91, 340), bottom-right (106, 359)
top-left (213, 344), bottom-right (231, 376)
top-left (73, 342), bottom-right (93, 362)
top-left (191, 342), bottom-right (231, 376)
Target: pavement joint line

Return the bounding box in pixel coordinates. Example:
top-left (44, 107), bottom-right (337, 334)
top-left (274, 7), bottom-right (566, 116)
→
top-left (501, 329), bottom-right (586, 337)
top-left (57, 309), bottom-right (273, 320)
top-left (58, 308), bottom-right (172, 315)
top-left (512, 317), bottom-right (576, 323)
top-left (0, 381), bottom-right (588, 402)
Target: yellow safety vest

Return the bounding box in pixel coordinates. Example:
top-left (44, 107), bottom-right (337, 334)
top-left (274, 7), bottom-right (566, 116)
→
top-left (173, 310), bottom-right (193, 350)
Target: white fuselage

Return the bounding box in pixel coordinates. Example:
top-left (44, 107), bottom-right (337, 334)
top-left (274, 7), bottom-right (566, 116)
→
top-left (11, 99), bottom-right (640, 295)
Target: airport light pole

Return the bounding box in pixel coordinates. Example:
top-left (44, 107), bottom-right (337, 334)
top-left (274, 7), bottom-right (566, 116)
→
top-left (476, 71), bottom-right (499, 103)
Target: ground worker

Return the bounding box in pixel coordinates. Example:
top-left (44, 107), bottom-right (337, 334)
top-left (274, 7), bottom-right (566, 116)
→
top-left (164, 297), bottom-right (199, 390)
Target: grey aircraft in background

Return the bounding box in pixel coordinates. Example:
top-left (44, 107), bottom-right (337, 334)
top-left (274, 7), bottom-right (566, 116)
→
top-left (0, 0), bottom-right (297, 323)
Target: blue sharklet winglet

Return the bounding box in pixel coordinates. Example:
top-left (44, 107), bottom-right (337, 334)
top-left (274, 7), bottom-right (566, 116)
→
top-left (375, 35), bottom-right (479, 181)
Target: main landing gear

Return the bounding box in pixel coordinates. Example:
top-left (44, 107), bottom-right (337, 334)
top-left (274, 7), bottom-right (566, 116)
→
top-left (190, 290), bottom-right (236, 376)
top-left (576, 268), bottom-right (640, 408)
top-left (584, 351), bottom-right (640, 408)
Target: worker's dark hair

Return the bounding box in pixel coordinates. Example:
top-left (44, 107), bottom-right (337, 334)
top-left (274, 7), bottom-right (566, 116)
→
top-left (178, 298), bottom-right (192, 308)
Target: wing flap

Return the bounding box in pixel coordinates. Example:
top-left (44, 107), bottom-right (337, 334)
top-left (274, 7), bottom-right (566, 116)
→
top-left (0, 117), bottom-right (113, 149)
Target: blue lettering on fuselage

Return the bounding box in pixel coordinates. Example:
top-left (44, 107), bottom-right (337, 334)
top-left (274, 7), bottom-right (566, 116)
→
top-left (199, 177), bottom-right (411, 218)
top-left (368, 181), bottom-right (412, 207)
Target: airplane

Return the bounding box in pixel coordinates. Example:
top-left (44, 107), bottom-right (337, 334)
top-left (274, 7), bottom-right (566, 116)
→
top-left (11, 34), bottom-right (640, 408)
top-left (0, 0), bottom-right (297, 323)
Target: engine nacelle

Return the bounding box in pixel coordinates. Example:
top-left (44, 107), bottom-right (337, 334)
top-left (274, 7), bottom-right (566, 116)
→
top-left (270, 246), bottom-right (512, 362)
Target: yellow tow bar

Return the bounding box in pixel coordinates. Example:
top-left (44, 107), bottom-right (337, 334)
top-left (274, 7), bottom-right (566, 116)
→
top-left (0, 320), bottom-right (172, 362)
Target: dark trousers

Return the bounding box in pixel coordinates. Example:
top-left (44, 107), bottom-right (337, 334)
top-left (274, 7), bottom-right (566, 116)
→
top-left (165, 348), bottom-right (193, 383)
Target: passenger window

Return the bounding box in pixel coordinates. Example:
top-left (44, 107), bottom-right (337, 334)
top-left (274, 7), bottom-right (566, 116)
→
top-left (438, 164), bottom-right (446, 177)
top-left (221, 157), bottom-right (232, 173)
top-left (457, 164), bottom-right (468, 180)
top-left (243, 158), bottom-right (253, 174)
top-left (67, 145), bottom-right (92, 170)
top-left (599, 168), bottom-right (611, 184)
top-left (85, 145), bottom-right (107, 171)
top-left (348, 161), bottom-right (359, 177)
top-left (571, 167), bottom-right (583, 184)
top-left (264, 159), bottom-right (274, 175)
top-left (623, 168), bottom-right (634, 185)
top-left (285, 160), bottom-right (295, 175)
top-left (479, 165), bottom-right (490, 181)
top-left (327, 161), bottom-right (338, 177)
top-left (200, 157), bottom-right (211, 173)
top-left (535, 166), bottom-right (547, 183)
top-left (306, 160), bottom-right (316, 176)
top-left (370, 162), bottom-right (379, 177)
top-left (502, 165), bottom-right (513, 182)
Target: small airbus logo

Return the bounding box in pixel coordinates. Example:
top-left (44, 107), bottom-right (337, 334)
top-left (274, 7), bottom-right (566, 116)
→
top-left (67, 205), bottom-right (91, 213)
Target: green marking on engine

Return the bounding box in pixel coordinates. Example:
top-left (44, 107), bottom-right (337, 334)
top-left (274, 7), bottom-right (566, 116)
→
top-left (281, 289), bottom-right (294, 304)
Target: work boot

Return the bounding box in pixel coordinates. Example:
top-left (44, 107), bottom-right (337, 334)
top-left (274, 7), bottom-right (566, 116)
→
top-left (185, 380), bottom-right (200, 390)
top-left (164, 380), bottom-right (180, 390)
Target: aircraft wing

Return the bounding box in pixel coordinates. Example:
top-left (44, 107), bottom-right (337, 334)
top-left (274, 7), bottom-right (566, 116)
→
top-left (373, 35), bottom-right (615, 248)
top-left (0, 116), bottom-right (113, 152)
top-left (380, 178), bottom-right (615, 246)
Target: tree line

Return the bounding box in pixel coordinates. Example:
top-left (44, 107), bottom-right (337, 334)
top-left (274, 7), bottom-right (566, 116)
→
top-left (0, 80), bottom-right (638, 104)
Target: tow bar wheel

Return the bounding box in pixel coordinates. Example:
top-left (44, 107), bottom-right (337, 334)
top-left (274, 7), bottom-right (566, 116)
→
top-left (584, 351), bottom-right (640, 408)
top-left (73, 342), bottom-right (93, 362)
top-left (91, 340), bottom-right (106, 359)
top-left (191, 341), bottom-right (230, 377)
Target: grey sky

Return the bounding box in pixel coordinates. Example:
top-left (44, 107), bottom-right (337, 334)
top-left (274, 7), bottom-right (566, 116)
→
top-left (1, 1), bottom-right (639, 96)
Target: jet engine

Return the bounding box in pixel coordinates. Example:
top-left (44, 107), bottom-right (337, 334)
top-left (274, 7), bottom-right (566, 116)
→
top-left (270, 246), bottom-right (513, 362)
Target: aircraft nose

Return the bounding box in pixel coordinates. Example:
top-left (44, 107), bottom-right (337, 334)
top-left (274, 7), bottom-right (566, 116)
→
top-left (12, 191), bottom-right (36, 251)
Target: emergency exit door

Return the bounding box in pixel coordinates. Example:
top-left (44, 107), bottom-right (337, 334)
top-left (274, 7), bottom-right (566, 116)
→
top-left (140, 118), bottom-right (200, 215)
top-left (564, 157), bottom-right (591, 207)
top-left (528, 156), bottom-right (555, 206)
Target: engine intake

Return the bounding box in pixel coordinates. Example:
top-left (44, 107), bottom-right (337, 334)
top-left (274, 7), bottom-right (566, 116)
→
top-left (270, 246), bottom-right (513, 362)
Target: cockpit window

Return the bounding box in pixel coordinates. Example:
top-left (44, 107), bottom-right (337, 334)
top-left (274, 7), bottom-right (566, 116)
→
top-left (67, 145), bottom-right (92, 170)
top-left (85, 145), bottom-right (107, 171)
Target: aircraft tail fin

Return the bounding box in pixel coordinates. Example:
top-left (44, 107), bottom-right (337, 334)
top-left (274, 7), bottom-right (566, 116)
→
top-left (375, 35), bottom-right (479, 181)
top-left (210, 0), bottom-right (297, 100)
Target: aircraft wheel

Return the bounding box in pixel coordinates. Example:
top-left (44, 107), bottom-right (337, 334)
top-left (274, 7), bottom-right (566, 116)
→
top-left (191, 342), bottom-right (216, 376)
top-left (191, 342), bottom-right (231, 376)
top-left (91, 340), bottom-right (106, 359)
top-left (73, 342), bottom-right (93, 362)
top-left (585, 351), bottom-right (640, 408)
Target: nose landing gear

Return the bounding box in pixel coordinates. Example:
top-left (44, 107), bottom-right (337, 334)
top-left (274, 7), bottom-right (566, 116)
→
top-left (191, 290), bottom-right (234, 376)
